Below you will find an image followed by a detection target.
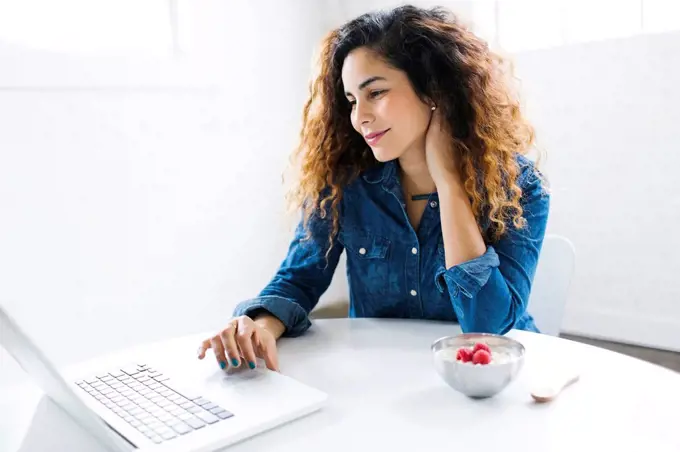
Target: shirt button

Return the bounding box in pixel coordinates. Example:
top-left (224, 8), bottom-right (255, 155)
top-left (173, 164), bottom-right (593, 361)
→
top-left (359, 248), bottom-right (366, 255)
top-left (410, 289), bottom-right (417, 297)
top-left (411, 247), bottom-right (418, 255)
top-left (430, 200), bottom-right (438, 208)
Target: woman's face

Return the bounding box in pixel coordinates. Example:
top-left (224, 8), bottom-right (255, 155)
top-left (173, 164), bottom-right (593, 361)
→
top-left (341, 47), bottom-right (433, 162)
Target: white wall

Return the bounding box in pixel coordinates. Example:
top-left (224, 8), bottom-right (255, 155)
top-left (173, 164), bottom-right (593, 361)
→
top-left (513, 31), bottom-right (680, 351)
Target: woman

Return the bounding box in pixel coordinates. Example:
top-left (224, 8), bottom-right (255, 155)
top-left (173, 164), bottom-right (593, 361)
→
top-left (197, 5), bottom-right (549, 372)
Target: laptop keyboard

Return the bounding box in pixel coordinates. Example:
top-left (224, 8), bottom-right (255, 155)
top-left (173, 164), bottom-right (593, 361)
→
top-left (75, 363), bottom-right (234, 445)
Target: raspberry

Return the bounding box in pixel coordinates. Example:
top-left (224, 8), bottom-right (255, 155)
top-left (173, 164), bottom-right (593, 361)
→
top-left (472, 349), bottom-right (492, 365)
top-left (456, 347), bottom-right (473, 362)
top-left (473, 342), bottom-right (491, 354)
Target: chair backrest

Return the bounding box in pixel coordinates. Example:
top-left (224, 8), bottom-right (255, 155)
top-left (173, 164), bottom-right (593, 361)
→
top-left (527, 234), bottom-right (576, 336)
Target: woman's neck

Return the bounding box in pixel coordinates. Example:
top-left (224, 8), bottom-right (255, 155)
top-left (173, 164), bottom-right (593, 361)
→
top-left (398, 146), bottom-right (436, 196)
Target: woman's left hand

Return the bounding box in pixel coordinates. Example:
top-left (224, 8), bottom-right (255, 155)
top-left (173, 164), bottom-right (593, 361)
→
top-left (424, 109), bottom-right (461, 189)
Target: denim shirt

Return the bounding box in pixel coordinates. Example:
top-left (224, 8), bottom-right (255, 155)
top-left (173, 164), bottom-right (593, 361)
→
top-left (233, 154), bottom-right (550, 337)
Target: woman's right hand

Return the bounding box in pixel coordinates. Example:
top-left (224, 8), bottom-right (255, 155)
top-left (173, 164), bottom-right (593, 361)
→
top-left (196, 315), bottom-right (283, 372)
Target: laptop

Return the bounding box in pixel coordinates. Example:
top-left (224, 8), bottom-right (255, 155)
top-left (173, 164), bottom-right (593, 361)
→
top-left (0, 303), bottom-right (328, 451)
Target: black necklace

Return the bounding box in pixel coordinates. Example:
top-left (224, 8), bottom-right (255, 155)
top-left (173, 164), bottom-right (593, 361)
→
top-left (410, 193), bottom-right (434, 201)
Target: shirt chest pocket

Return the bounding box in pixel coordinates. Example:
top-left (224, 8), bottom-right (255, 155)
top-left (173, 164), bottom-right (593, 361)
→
top-left (338, 231), bottom-right (393, 298)
top-left (340, 232), bottom-right (390, 259)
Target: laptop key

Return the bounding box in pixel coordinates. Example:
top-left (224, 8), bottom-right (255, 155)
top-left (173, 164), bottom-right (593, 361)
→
top-left (209, 406), bottom-right (225, 414)
top-left (156, 399), bottom-right (173, 408)
top-left (202, 402), bottom-right (217, 411)
top-left (156, 413), bottom-right (175, 423)
top-left (121, 366), bottom-right (140, 375)
top-left (214, 409), bottom-right (234, 420)
top-left (168, 406), bottom-right (185, 416)
top-left (147, 421), bottom-right (165, 431)
top-left (142, 417), bottom-right (160, 426)
top-left (149, 435), bottom-right (163, 444)
top-left (128, 407), bottom-right (145, 417)
top-left (136, 412), bottom-right (153, 422)
top-left (84, 376), bottom-right (99, 384)
top-left (187, 405), bottom-right (203, 414)
top-left (193, 398), bottom-right (211, 407)
top-left (196, 411), bottom-right (219, 425)
top-left (137, 426), bottom-right (152, 436)
top-left (159, 430), bottom-right (177, 441)
top-left (149, 407), bottom-right (165, 417)
top-left (178, 412), bottom-right (193, 421)
top-left (171, 422), bottom-right (192, 435)
top-left (179, 401), bottom-right (195, 410)
top-left (185, 417), bottom-right (206, 429)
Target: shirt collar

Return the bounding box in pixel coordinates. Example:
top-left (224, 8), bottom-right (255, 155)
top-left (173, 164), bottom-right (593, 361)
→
top-left (361, 160), bottom-right (398, 185)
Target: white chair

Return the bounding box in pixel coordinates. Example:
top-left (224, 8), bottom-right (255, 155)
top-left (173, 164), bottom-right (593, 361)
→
top-left (527, 234), bottom-right (576, 336)
top-left (311, 234), bottom-right (576, 337)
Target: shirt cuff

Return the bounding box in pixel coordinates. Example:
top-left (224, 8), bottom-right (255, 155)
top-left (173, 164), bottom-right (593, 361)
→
top-left (232, 295), bottom-right (311, 337)
top-left (435, 246), bottom-right (500, 298)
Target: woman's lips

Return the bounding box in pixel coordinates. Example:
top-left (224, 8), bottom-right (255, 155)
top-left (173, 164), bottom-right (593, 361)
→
top-left (364, 129), bottom-right (389, 146)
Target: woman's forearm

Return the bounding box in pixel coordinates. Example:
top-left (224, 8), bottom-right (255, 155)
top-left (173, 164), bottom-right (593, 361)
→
top-left (437, 177), bottom-right (487, 269)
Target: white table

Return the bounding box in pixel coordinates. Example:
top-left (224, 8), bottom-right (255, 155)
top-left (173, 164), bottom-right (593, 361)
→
top-left (2, 318), bottom-right (680, 451)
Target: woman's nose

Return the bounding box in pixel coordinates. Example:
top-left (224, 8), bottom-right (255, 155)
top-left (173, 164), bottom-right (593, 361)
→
top-left (355, 101), bottom-right (374, 125)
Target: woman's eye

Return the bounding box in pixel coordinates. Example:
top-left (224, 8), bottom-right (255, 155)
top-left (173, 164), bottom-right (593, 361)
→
top-left (370, 90), bottom-right (386, 98)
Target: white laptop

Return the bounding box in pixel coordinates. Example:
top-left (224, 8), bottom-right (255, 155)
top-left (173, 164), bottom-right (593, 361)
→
top-left (0, 303), bottom-right (328, 451)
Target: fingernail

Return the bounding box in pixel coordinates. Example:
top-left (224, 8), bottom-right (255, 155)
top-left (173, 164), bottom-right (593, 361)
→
top-left (248, 361), bottom-right (256, 369)
top-left (231, 358), bottom-right (239, 367)
top-left (219, 361), bottom-right (226, 369)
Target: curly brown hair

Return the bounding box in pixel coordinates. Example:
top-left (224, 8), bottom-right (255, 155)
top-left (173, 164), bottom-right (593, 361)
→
top-left (286, 5), bottom-right (539, 253)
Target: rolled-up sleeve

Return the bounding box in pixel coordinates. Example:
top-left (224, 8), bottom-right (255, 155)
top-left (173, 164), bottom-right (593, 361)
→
top-left (233, 208), bottom-right (344, 337)
top-left (435, 166), bottom-right (550, 334)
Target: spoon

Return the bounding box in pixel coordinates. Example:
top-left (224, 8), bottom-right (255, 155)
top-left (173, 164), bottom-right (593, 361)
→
top-left (531, 372), bottom-right (580, 403)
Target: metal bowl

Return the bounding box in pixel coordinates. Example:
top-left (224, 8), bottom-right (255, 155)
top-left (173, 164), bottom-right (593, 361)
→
top-left (431, 333), bottom-right (525, 398)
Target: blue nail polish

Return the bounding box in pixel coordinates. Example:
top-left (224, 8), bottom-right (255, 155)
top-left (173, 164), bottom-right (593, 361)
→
top-left (248, 361), bottom-right (256, 369)
top-left (219, 361), bottom-right (226, 369)
top-left (231, 358), bottom-right (239, 367)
